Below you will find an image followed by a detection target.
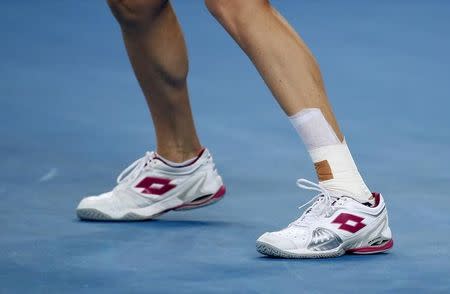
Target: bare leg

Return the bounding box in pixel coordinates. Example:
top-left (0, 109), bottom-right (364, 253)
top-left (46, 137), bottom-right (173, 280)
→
top-left (205, 0), bottom-right (343, 141)
top-left (108, 0), bottom-right (202, 162)
top-left (205, 0), bottom-right (374, 201)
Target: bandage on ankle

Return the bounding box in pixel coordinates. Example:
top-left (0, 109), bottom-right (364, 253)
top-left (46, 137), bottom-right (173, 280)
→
top-left (289, 108), bottom-right (372, 201)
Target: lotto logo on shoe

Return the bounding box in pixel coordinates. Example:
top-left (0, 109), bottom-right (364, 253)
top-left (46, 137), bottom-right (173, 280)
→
top-left (135, 177), bottom-right (176, 195)
top-left (332, 213), bottom-right (366, 233)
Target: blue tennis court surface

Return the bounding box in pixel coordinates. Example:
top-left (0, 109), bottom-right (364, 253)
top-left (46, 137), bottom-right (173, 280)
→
top-left (1, 1), bottom-right (449, 293)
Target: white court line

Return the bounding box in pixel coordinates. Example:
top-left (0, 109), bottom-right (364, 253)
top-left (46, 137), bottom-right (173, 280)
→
top-left (38, 168), bottom-right (58, 182)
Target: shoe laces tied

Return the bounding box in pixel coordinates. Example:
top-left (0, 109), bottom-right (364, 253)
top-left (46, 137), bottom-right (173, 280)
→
top-left (290, 179), bottom-right (338, 227)
top-left (116, 152), bottom-right (154, 184)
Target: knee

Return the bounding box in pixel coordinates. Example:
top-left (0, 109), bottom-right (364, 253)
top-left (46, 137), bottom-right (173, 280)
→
top-left (205, 0), bottom-right (267, 31)
top-left (107, 0), bottom-right (169, 27)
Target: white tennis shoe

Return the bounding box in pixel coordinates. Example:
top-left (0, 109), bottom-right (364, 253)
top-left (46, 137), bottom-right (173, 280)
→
top-left (256, 179), bottom-right (393, 258)
top-left (76, 149), bottom-right (225, 221)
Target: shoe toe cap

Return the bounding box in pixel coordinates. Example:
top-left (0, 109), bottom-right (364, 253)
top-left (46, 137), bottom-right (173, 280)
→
top-left (76, 196), bottom-right (97, 210)
top-left (76, 192), bottom-right (112, 210)
top-left (257, 232), bottom-right (298, 251)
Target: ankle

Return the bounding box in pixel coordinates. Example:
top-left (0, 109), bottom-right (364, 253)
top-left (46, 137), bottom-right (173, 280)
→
top-left (156, 146), bottom-right (203, 163)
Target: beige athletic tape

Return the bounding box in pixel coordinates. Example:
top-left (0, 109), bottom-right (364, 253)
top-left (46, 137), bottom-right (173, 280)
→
top-left (314, 160), bottom-right (334, 182)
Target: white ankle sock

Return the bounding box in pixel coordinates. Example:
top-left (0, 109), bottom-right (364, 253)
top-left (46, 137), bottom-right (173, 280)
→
top-left (289, 108), bottom-right (372, 202)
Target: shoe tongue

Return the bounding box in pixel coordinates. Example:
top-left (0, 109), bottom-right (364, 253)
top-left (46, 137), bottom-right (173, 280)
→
top-left (306, 194), bottom-right (336, 214)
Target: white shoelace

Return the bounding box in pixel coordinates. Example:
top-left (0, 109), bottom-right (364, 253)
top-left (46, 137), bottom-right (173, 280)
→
top-left (290, 179), bottom-right (339, 227)
top-left (116, 152), bottom-right (154, 184)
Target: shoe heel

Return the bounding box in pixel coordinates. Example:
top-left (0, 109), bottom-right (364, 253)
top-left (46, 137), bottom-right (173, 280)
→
top-left (174, 185), bottom-right (226, 211)
top-left (347, 222), bottom-right (394, 254)
top-left (347, 238), bottom-right (394, 254)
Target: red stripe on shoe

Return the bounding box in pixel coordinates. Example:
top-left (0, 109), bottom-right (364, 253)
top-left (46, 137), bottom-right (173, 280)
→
top-left (372, 192), bottom-right (381, 207)
top-left (176, 185), bottom-right (226, 209)
top-left (347, 239), bottom-right (394, 254)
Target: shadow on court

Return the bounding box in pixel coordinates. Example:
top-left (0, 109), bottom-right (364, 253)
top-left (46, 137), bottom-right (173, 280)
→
top-left (74, 218), bottom-right (234, 228)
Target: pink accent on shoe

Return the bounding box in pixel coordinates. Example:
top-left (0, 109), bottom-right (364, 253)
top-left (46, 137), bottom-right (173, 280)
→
top-left (174, 185), bottom-right (226, 210)
top-left (135, 177), bottom-right (176, 195)
top-left (151, 186), bottom-right (226, 217)
top-left (372, 192), bottom-right (381, 207)
top-left (332, 213), bottom-right (366, 233)
top-left (347, 239), bottom-right (394, 254)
